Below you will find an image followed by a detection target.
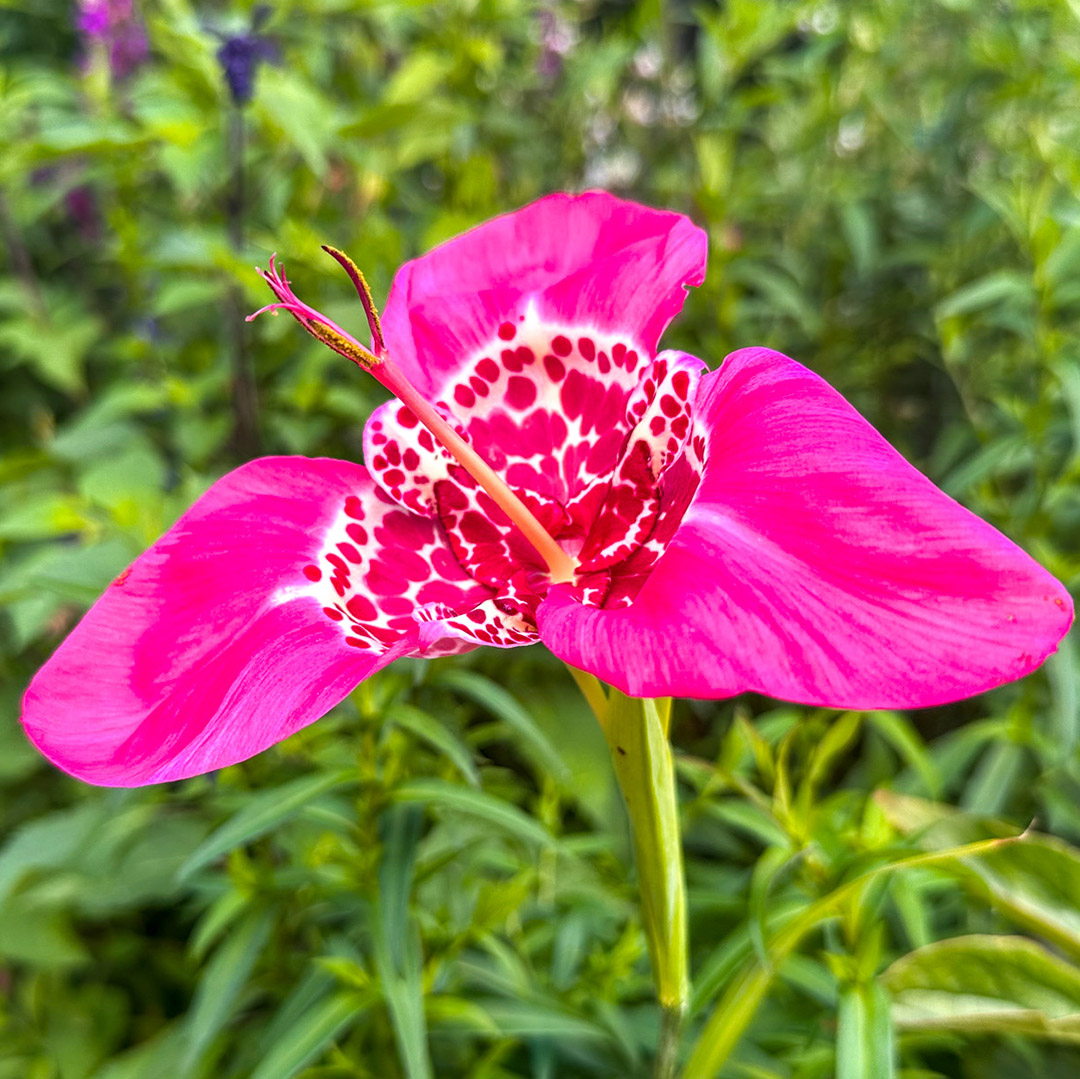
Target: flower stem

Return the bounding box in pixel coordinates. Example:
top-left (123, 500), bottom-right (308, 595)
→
top-left (565, 665), bottom-right (609, 730)
top-left (566, 670), bottom-right (688, 1075)
top-left (225, 106), bottom-right (260, 456)
top-left (656, 1002), bottom-right (683, 1079)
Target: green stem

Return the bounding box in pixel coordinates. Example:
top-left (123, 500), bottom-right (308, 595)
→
top-left (566, 668), bottom-right (688, 1074)
top-left (656, 1001), bottom-right (683, 1079)
top-left (566, 665), bottom-right (610, 729)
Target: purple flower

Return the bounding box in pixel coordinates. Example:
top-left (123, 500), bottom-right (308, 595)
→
top-left (213, 6), bottom-right (278, 106)
top-left (77, 0), bottom-right (148, 79)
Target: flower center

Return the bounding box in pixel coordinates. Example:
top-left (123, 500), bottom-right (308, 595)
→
top-left (248, 250), bottom-right (578, 584)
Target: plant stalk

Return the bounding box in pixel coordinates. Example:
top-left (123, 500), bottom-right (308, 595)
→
top-left (567, 669), bottom-right (688, 1077)
top-left (225, 106), bottom-right (260, 456)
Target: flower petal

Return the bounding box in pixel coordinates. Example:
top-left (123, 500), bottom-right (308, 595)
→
top-left (538, 348), bottom-right (1073, 707)
top-left (20, 457), bottom-right (477, 786)
top-left (381, 190), bottom-right (707, 399)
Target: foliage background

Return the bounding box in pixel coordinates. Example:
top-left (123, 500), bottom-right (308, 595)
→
top-left (2, 0), bottom-right (1080, 1076)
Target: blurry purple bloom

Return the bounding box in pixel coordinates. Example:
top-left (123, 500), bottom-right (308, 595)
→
top-left (65, 185), bottom-right (100, 243)
top-left (77, 0), bottom-right (148, 79)
top-left (213, 6), bottom-right (278, 106)
top-left (535, 8), bottom-right (577, 80)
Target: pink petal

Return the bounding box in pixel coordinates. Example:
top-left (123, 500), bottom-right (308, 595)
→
top-left (380, 190), bottom-right (707, 399)
top-left (538, 348), bottom-right (1073, 707)
top-left (20, 457), bottom-right (462, 786)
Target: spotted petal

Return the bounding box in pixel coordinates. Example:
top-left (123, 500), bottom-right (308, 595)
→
top-left (380, 190), bottom-right (707, 400)
top-left (538, 348), bottom-right (1074, 707)
top-left (20, 457), bottom-right (485, 786)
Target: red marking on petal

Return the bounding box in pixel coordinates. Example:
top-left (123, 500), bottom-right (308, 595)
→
top-left (660, 394), bottom-right (680, 417)
top-left (543, 354), bottom-right (566, 381)
top-left (498, 321), bottom-right (516, 340)
top-left (346, 594), bottom-right (378, 622)
top-left (477, 357), bottom-right (499, 381)
top-left (455, 384), bottom-right (476, 408)
top-left (303, 564), bottom-right (322, 581)
top-left (578, 337), bottom-right (595, 360)
top-left (505, 376), bottom-right (537, 409)
top-left (337, 542), bottom-right (362, 564)
top-left (323, 607), bottom-right (344, 621)
top-left (552, 335), bottom-right (572, 356)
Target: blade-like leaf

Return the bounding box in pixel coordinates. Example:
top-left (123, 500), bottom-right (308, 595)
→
top-left (182, 907), bottom-right (273, 1075)
top-left (249, 992), bottom-right (366, 1079)
top-left (836, 981), bottom-right (896, 1079)
top-left (178, 771), bottom-right (353, 881)
top-left (432, 669), bottom-right (569, 780)
top-left (392, 778), bottom-right (561, 850)
top-left (385, 702), bottom-right (479, 786)
top-left (876, 792), bottom-right (1080, 960)
top-left (375, 804), bottom-right (432, 1079)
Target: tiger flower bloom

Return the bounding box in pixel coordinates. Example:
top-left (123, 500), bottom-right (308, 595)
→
top-left (22, 192), bottom-right (1073, 786)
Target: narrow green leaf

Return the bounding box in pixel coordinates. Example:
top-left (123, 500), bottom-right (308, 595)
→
top-left (386, 703), bottom-right (480, 786)
top-left (178, 771), bottom-right (353, 881)
top-left (798, 711), bottom-right (862, 812)
top-left (836, 981), bottom-right (896, 1079)
top-left (935, 270), bottom-right (1034, 319)
top-left (876, 792), bottom-right (1080, 961)
top-left (375, 804), bottom-right (432, 1079)
top-left (249, 992), bottom-right (366, 1079)
top-left (182, 907), bottom-right (273, 1074)
top-left (432, 669), bottom-right (569, 780)
top-left (392, 778), bottom-right (560, 850)
top-left (866, 711), bottom-right (942, 798)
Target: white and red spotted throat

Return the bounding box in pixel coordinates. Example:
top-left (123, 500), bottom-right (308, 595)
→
top-left (250, 248), bottom-right (706, 653)
top-left (250, 249), bottom-right (577, 586)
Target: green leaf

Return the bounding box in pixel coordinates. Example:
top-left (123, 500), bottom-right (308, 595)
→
top-left (385, 703), bottom-right (480, 786)
top-left (885, 936), bottom-right (1080, 1042)
top-left (875, 792), bottom-right (1080, 961)
top-left (178, 771), bottom-right (354, 881)
top-left (935, 270), bottom-right (1035, 319)
top-left (836, 981), bottom-right (896, 1079)
top-left (0, 802), bottom-right (105, 906)
top-left (866, 712), bottom-right (942, 799)
top-left (249, 992), bottom-right (366, 1079)
top-left (432, 669), bottom-right (570, 781)
top-left (182, 907), bottom-right (273, 1074)
top-left (375, 805), bottom-right (432, 1079)
top-left (392, 778), bottom-right (561, 850)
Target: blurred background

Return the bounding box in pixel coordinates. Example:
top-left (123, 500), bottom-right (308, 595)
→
top-left (2, 1), bottom-right (1080, 1076)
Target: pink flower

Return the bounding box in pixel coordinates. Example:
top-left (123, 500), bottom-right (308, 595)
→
top-left (78, 0), bottom-right (148, 79)
top-left (21, 192), bottom-right (1073, 786)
